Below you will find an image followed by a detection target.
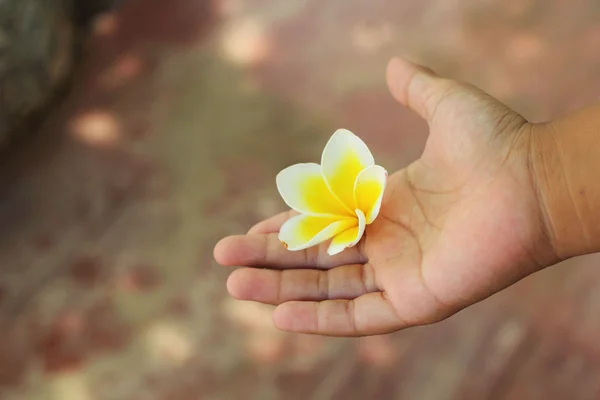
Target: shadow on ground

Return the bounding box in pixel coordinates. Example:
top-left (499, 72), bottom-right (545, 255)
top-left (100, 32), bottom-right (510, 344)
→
top-left (1, 0), bottom-right (600, 399)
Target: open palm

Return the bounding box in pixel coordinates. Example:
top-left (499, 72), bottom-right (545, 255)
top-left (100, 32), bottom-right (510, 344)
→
top-left (214, 58), bottom-right (555, 336)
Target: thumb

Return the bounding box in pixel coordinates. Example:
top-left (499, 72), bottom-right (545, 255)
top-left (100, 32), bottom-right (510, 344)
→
top-left (386, 57), bottom-right (516, 126)
top-left (386, 57), bottom-right (459, 122)
top-left (386, 58), bottom-right (527, 135)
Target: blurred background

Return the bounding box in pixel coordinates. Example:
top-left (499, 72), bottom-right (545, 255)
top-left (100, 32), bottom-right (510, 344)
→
top-left (0, 0), bottom-right (600, 399)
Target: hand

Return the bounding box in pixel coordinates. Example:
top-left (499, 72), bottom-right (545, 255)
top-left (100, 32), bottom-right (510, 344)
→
top-left (214, 57), bottom-right (556, 337)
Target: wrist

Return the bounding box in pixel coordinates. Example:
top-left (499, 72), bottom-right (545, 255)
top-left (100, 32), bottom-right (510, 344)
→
top-left (528, 106), bottom-right (600, 260)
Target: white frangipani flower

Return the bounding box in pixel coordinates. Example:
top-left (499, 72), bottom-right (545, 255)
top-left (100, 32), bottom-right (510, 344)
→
top-left (276, 129), bottom-right (387, 256)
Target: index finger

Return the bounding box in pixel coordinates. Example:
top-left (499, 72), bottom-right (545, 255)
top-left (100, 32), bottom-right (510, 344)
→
top-left (214, 232), bottom-right (366, 270)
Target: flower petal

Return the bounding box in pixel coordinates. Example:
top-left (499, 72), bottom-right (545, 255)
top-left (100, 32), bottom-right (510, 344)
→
top-left (321, 129), bottom-right (375, 211)
top-left (354, 165), bottom-right (387, 224)
top-left (327, 209), bottom-right (366, 256)
top-left (276, 163), bottom-right (353, 216)
top-left (279, 214), bottom-right (357, 251)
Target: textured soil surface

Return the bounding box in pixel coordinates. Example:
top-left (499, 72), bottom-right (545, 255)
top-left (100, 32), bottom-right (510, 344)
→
top-left (1, 0), bottom-right (600, 399)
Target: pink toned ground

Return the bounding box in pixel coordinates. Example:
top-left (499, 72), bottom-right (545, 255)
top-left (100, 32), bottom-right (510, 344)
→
top-left (1, 0), bottom-right (600, 399)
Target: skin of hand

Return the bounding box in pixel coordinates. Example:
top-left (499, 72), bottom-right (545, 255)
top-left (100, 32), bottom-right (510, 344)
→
top-left (528, 103), bottom-right (600, 261)
top-left (213, 57), bottom-right (587, 337)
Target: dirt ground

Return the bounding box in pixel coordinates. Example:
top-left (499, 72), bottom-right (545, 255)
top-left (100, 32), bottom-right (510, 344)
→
top-left (1, 0), bottom-right (600, 399)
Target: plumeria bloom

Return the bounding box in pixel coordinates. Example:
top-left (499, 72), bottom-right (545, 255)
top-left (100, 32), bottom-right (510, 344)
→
top-left (276, 129), bottom-right (387, 256)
